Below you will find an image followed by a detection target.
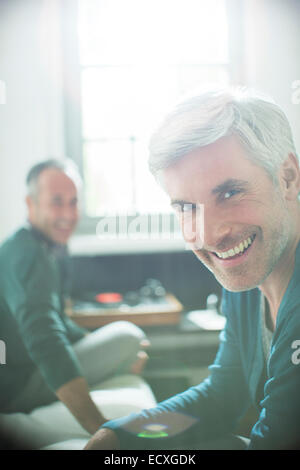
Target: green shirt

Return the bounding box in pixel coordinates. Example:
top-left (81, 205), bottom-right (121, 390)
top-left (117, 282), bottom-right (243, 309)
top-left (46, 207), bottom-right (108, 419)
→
top-left (0, 226), bottom-right (85, 410)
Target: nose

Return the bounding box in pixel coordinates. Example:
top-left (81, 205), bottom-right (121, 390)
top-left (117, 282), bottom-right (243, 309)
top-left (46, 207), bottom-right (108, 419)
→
top-left (180, 204), bottom-right (232, 250)
top-left (179, 204), bottom-right (205, 248)
top-left (202, 204), bottom-right (232, 250)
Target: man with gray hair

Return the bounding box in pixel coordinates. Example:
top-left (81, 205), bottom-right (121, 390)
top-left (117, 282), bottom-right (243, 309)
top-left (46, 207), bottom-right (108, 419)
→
top-left (85, 86), bottom-right (300, 450)
top-left (0, 158), bottom-right (149, 445)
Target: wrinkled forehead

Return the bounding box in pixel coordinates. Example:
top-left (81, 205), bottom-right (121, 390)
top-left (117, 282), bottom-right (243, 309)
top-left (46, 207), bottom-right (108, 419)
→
top-left (160, 136), bottom-right (270, 200)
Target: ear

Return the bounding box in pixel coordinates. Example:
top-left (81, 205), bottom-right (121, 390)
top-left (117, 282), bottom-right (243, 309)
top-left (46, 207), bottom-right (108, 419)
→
top-left (25, 194), bottom-right (36, 221)
top-left (279, 153), bottom-right (300, 201)
top-left (25, 194), bottom-right (33, 210)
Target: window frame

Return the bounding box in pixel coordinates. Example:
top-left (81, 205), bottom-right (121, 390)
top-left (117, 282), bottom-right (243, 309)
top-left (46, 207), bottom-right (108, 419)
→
top-left (61, 0), bottom-right (245, 253)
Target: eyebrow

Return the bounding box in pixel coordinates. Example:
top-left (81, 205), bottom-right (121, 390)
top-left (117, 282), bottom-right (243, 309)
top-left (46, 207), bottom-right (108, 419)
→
top-left (51, 195), bottom-right (78, 202)
top-left (170, 178), bottom-right (249, 208)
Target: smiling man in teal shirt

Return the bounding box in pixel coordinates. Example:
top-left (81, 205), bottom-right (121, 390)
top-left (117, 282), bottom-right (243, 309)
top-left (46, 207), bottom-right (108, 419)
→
top-left (0, 159), bottom-right (149, 443)
top-left (85, 87), bottom-right (300, 450)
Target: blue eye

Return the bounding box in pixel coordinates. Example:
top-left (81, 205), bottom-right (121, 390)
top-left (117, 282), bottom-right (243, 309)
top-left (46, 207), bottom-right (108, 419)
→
top-left (223, 189), bottom-right (240, 200)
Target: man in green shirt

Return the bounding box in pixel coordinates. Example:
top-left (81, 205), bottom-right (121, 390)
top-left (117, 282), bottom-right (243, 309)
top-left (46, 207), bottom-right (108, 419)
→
top-left (0, 159), bottom-right (148, 438)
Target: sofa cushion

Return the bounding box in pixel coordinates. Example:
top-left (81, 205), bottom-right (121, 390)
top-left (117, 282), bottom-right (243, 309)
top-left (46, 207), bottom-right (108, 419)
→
top-left (0, 374), bottom-right (156, 449)
top-left (42, 438), bottom-right (89, 450)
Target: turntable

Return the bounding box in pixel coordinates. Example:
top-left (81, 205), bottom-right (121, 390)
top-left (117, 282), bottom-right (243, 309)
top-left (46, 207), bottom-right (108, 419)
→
top-left (66, 279), bottom-right (183, 328)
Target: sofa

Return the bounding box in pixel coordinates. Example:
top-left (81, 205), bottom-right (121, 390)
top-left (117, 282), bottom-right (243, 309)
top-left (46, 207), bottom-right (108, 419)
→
top-left (0, 374), bottom-right (157, 450)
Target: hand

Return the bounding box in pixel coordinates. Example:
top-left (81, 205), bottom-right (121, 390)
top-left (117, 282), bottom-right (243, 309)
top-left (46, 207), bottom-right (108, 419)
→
top-left (129, 339), bottom-right (150, 374)
top-left (84, 428), bottom-right (120, 450)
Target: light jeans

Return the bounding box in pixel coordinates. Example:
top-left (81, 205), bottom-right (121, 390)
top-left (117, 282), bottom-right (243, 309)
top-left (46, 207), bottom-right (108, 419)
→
top-left (3, 321), bottom-right (147, 413)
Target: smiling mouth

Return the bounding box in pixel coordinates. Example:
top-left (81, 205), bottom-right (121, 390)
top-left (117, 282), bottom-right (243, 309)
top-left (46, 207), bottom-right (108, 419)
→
top-left (55, 223), bottom-right (74, 231)
top-left (213, 234), bottom-right (256, 260)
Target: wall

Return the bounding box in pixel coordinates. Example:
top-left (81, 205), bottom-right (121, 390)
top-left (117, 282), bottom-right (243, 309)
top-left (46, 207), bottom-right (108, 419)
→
top-left (0, 0), bottom-right (65, 241)
top-left (243, 0), bottom-right (300, 151)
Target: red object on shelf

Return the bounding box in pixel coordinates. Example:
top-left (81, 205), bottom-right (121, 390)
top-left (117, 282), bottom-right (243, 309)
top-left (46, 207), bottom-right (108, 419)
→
top-left (95, 292), bottom-right (123, 304)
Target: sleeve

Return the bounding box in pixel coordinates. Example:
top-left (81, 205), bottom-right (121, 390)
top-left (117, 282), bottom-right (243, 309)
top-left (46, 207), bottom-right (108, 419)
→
top-left (56, 255), bottom-right (87, 342)
top-left (62, 313), bottom-right (87, 343)
top-left (248, 307), bottom-right (300, 450)
top-left (5, 240), bottom-right (83, 392)
top-left (102, 290), bottom-right (251, 449)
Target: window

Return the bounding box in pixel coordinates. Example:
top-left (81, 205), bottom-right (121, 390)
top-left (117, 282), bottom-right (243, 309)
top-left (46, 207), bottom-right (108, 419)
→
top-left (63, 0), bottom-right (232, 238)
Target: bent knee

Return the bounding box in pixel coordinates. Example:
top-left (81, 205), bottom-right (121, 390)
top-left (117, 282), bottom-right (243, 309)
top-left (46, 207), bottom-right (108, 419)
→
top-left (110, 321), bottom-right (147, 350)
top-left (115, 320), bottom-right (146, 341)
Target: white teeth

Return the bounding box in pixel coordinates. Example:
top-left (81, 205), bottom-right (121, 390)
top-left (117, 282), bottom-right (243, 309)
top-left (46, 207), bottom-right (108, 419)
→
top-left (215, 236), bottom-right (254, 259)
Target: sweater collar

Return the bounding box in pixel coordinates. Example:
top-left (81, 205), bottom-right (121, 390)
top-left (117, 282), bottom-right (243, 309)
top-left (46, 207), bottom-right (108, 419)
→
top-left (25, 221), bottom-right (68, 258)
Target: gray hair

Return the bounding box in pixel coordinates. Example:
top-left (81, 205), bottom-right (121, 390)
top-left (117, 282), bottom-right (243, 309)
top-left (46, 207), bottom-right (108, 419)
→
top-left (26, 158), bottom-right (82, 199)
top-left (148, 86), bottom-right (298, 181)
